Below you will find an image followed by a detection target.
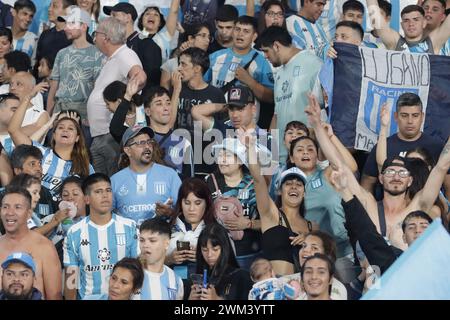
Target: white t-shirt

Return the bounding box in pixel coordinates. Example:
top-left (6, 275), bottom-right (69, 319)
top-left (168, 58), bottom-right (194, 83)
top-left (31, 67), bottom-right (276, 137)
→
top-left (86, 45), bottom-right (142, 137)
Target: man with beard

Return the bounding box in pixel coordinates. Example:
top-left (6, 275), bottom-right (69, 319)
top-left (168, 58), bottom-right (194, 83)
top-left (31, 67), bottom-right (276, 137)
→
top-left (306, 93), bottom-right (450, 252)
top-left (367, 0), bottom-right (450, 54)
top-left (47, 6), bottom-right (103, 130)
top-left (0, 252), bottom-right (42, 300)
top-left (63, 173), bottom-right (138, 300)
top-left (0, 186), bottom-right (62, 299)
top-left (110, 125), bottom-right (181, 227)
top-left (362, 93), bottom-right (450, 200)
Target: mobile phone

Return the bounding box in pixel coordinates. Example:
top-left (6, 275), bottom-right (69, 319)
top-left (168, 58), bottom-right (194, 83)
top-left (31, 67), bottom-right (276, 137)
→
top-left (177, 240), bottom-right (190, 251)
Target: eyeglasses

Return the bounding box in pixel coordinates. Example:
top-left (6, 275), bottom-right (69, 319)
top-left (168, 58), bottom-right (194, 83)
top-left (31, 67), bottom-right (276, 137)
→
top-left (195, 33), bottom-right (212, 42)
top-left (383, 169), bottom-right (410, 178)
top-left (266, 11), bottom-right (284, 18)
top-left (93, 31), bottom-right (107, 39)
top-left (127, 139), bottom-right (153, 148)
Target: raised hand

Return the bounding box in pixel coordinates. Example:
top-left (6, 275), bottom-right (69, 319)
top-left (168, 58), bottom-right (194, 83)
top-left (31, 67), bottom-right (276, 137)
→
top-left (379, 102), bottom-right (391, 127)
top-left (329, 166), bottom-right (348, 193)
top-left (304, 93), bottom-right (322, 128)
top-left (28, 82), bottom-right (49, 100)
top-left (321, 122), bottom-right (334, 139)
top-left (125, 75), bottom-right (141, 99)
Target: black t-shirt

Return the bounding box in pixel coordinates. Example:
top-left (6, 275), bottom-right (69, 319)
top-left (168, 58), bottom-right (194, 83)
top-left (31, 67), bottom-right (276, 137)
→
top-left (177, 84), bottom-right (226, 175)
top-left (177, 83), bottom-right (226, 132)
top-left (35, 27), bottom-right (71, 66)
top-left (210, 267), bottom-right (252, 300)
top-left (130, 35), bottom-right (162, 89)
top-left (363, 133), bottom-right (447, 177)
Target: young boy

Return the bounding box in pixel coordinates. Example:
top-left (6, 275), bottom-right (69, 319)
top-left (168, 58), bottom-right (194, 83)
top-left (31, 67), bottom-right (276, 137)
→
top-left (134, 218), bottom-right (184, 300)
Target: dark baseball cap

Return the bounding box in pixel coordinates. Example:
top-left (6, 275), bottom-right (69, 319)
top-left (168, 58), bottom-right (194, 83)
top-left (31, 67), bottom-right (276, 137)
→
top-left (381, 155), bottom-right (410, 173)
top-left (225, 85), bottom-right (255, 109)
top-left (121, 125), bottom-right (154, 147)
top-left (103, 3), bottom-right (138, 21)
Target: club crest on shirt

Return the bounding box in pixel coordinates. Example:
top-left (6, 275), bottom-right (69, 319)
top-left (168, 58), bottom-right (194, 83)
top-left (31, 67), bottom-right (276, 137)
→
top-left (229, 62), bottom-right (239, 71)
top-left (310, 178), bottom-right (323, 189)
top-left (119, 185), bottom-right (128, 196)
top-left (154, 182), bottom-right (167, 195)
top-left (169, 146), bottom-right (180, 159)
top-left (116, 233), bottom-right (126, 246)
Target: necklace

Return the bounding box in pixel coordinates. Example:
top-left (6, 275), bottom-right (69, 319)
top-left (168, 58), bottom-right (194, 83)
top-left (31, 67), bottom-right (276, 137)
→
top-left (129, 170), bottom-right (148, 193)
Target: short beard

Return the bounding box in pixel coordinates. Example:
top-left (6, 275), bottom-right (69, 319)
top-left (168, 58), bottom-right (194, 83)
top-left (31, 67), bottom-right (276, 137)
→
top-left (4, 288), bottom-right (32, 300)
top-left (384, 188), bottom-right (407, 197)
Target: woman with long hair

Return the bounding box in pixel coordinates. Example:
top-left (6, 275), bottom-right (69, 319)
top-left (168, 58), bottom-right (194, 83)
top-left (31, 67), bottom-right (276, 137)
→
top-left (242, 130), bottom-right (317, 276)
top-left (165, 178), bottom-right (216, 281)
top-left (189, 222), bottom-right (252, 300)
top-left (8, 83), bottom-right (93, 199)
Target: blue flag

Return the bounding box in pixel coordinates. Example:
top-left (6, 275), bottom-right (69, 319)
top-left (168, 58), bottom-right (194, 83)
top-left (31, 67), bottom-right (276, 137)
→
top-left (325, 43), bottom-right (450, 151)
top-left (362, 219), bottom-right (450, 300)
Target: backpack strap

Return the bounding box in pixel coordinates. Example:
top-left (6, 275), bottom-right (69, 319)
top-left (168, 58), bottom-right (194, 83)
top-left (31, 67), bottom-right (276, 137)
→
top-left (210, 173), bottom-right (222, 196)
top-left (377, 201), bottom-right (387, 237)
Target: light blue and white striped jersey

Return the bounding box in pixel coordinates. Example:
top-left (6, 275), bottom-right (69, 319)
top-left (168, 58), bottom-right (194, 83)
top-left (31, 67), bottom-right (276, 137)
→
top-left (12, 30), bottom-right (38, 59)
top-left (316, 0), bottom-right (346, 40)
top-left (111, 163), bottom-right (181, 226)
top-left (0, 134), bottom-right (14, 157)
top-left (205, 47), bottom-right (274, 89)
top-left (286, 14), bottom-right (329, 56)
top-left (440, 38), bottom-right (450, 56)
top-left (224, 0), bottom-right (262, 16)
top-left (63, 213), bottom-right (139, 300)
top-left (205, 47), bottom-right (274, 120)
top-left (133, 266), bottom-right (184, 300)
top-left (32, 141), bottom-right (95, 199)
